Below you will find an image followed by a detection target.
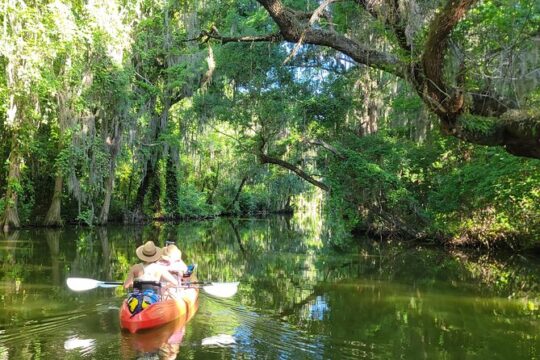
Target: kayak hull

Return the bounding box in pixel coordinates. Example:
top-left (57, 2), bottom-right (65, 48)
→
top-left (119, 287), bottom-right (198, 333)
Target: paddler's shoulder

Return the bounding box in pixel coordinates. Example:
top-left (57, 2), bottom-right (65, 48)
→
top-left (129, 263), bottom-right (145, 275)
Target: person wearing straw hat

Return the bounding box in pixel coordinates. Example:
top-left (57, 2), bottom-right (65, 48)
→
top-left (159, 244), bottom-right (188, 275)
top-left (158, 244), bottom-right (189, 300)
top-left (123, 241), bottom-right (178, 289)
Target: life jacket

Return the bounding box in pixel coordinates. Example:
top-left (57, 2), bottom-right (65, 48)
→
top-left (127, 280), bottom-right (161, 316)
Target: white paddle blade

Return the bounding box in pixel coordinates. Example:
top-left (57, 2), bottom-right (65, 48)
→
top-left (66, 278), bottom-right (101, 292)
top-left (203, 282), bottom-right (239, 298)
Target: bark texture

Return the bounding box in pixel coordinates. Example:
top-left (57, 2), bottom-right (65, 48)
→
top-left (1, 145), bottom-right (21, 232)
top-left (44, 176), bottom-right (64, 227)
top-left (98, 120), bottom-right (123, 225)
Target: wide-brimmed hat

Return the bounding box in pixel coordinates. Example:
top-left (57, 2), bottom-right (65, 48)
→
top-left (161, 244), bottom-right (182, 261)
top-left (136, 241), bottom-right (162, 262)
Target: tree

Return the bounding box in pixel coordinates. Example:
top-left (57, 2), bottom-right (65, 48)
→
top-left (44, 2), bottom-right (92, 226)
top-left (0, 0), bottom-right (58, 230)
top-left (126, 0), bottom-right (216, 222)
top-left (208, 0), bottom-right (540, 159)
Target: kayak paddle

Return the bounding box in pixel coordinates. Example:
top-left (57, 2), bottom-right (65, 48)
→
top-left (65, 277), bottom-right (239, 298)
top-left (199, 281), bottom-right (240, 298)
top-left (66, 277), bottom-right (122, 291)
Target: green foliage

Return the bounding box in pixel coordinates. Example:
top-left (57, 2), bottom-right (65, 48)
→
top-left (1, 0), bottom-right (539, 253)
top-left (324, 132), bottom-right (427, 245)
top-left (178, 183), bottom-right (217, 218)
top-left (76, 209), bottom-right (95, 227)
top-left (323, 127), bottom-right (540, 248)
top-left (460, 114), bottom-right (500, 137)
top-left (428, 146), bottom-right (540, 246)
top-left (164, 156), bottom-right (179, 217)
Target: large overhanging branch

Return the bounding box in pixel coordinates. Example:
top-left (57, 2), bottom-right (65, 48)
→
top-left (453, 110), bottom-right (540, 158)
top-left (204, 0), bottom-right (540, 159)
top-left (421, 0), bottom-right (478, 119)
top-left (303, 138), bottom-right (346, 160)
top-left (248, 0), bottom-right (406, 77)
top-left (202, 1), bottom-right (404, 76)
top-left (202, 26), bottom-right (282, 44)
top-left (258, 152), bottom-right (330, 191)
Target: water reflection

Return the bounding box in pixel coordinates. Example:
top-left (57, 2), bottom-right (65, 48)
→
top-left (0, 218), bottom-right (539, 359)
top-left (121, 320), bottom-right (186, 359)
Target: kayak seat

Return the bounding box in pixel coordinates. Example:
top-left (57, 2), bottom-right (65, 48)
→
top-left (133, 280), bottom-right (161, 292)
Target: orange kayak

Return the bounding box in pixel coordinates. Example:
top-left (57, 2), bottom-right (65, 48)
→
top-left (120, 287), bottom-right (199, 333)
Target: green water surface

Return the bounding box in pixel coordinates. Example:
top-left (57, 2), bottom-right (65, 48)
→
top-left (0, 217), bottom-right (539, 359)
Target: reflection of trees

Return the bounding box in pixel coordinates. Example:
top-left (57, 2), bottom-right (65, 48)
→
top-left (45, 230), bottom-right (61, 286)
top-left (71, 231), bottom-right (100, 278)
top-left (258, 243), bottom-right (540, 359)
top-left (228, 219), bottom-right (246, 258)
top-left (2, 220), bottom-right (540, 358)
top-left (0, 230), bottom-right (48, 292)
top-left (1, 230), bottom-right (20, 266)
top-left (98, 227), bottom-right (112, 281)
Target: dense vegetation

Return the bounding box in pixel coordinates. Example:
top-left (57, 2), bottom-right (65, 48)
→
top-left (0, 0), bottom-right (539, 248)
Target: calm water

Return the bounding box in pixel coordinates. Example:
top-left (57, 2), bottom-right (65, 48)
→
top-left (1, 217), bottom-right (539, 359)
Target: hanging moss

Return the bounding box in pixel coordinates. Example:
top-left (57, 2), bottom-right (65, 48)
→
top-left (164, 155), bottom-right (179, 217)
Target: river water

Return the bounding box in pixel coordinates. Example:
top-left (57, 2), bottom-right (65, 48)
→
top-left (0, 217), bottom-right (539, 359)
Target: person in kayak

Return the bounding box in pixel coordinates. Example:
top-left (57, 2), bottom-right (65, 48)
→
top-left (158, 244), bottom-right (189, 299)
top-left (124, 241), bottom-right (180, 314)
top-left (159, 244), bottom-right (188, 276)
top-left (123, 241), bottom-right (178, 289)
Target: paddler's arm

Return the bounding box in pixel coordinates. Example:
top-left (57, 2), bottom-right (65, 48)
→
top-left (178, 260), bottom-right (188, 273)
top-left (169, 261), bottom-right (188, 274)
top-left (123, 271), bottom-right (134, 289)
top-left (160, 268), bottom-right (178, 286)
top-left (123, 264), bottom-right (143, 289)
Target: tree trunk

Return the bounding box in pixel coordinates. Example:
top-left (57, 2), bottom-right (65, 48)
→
top-left (148, 162), bottom-right (162, 215)
top-left (98, 123), bottom-right (122, 225)
top-left (44, 176), bottom-right (64, 227)
top-left (281, 195), bottom-right (293, 214)
top-left (164, 155), bottom-right (179, 218)
top-left (133, 160), bottom-right (154, 211)
top-left (1, 144), bottom-right (22, 232)
top-left (99, 172), bottom-right (115, 225)
top-left (44, 90), bottom-right (76, 227)
top-left (127, 158), bottom-right (156, 223)
top-left (227, 176), bottom-right (248, 212)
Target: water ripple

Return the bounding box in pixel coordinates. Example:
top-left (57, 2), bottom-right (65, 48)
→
top-left (0, 311), bottom-right (87, 345)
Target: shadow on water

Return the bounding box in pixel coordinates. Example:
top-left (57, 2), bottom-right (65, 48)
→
top-left (0, 217), bottom-right (539, 359)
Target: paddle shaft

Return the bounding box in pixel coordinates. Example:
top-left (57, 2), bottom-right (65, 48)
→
top-left (66, 277), bottom-right (238, 297)
top-left (98, 281), bottom-right (212, 287)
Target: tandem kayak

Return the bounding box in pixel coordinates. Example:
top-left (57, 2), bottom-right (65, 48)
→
top-left (119, 287), bottom-right (199, 333)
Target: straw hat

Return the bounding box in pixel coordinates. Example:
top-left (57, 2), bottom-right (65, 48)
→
top-left (136, 241), bottom-right (162, 262)
top-left (161, 244), bottom-right (182, 262)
